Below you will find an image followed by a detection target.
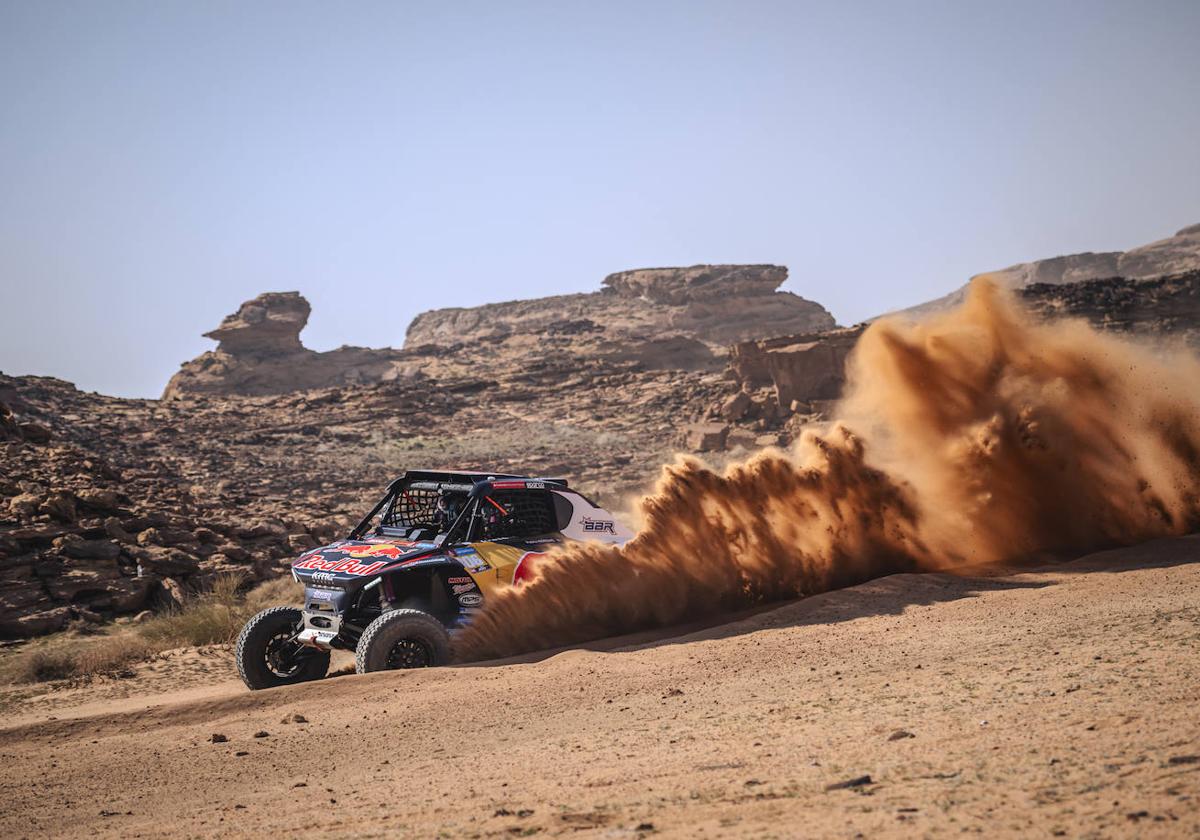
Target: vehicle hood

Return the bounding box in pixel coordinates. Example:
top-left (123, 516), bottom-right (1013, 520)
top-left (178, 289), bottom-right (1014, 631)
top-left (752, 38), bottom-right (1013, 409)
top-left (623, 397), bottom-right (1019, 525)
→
top-left (291, 538), bottom-right (442, 584)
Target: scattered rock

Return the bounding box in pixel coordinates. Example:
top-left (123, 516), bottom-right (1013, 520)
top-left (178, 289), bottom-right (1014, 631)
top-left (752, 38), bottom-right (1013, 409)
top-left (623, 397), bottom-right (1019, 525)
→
top-left (286, 533), bottom-right (318, 552)
top-left (210, 733), bottom-right (228, 743)
top-left (684, 423), bottom-right (729, 453)
top-left (39, 491), bottom-right (78, 523)
top-left (18, 421), bottom-right (52, 444)
top-left (888, 730), bottom-right (916, 741)
top-left (75, 489), bottom-right (125, 511)
top-left (825, 775), bottom-right (873, 791)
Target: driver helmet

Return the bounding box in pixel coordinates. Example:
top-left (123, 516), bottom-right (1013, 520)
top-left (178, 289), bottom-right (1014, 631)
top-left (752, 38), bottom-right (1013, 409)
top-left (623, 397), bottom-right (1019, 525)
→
top-left (436, 492), bottom-right (461, 521)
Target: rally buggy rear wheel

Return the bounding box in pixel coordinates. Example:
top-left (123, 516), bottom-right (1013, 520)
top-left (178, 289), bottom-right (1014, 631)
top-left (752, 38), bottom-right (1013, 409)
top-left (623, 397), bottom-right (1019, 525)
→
top-left (236, 606), bottom-right (330, 691)
top-left (355, 609), bottom-right (450, 674)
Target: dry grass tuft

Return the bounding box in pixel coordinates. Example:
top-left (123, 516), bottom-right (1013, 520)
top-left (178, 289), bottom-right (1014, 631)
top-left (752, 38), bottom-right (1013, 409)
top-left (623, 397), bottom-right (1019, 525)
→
top-left (0, 575), bottom-right (303, 685)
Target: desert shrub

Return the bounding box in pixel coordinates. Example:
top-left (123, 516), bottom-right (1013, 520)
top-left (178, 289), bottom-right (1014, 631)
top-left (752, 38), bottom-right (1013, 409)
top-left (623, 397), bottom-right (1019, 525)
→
top-left (11, 648), bottom-right (79, 683)
top-left (1, 574), bottom-right (304, 684)
top-left (72, 635), bottom-right (157, 676)
top-left (137, 573), bottom-right (302, 648)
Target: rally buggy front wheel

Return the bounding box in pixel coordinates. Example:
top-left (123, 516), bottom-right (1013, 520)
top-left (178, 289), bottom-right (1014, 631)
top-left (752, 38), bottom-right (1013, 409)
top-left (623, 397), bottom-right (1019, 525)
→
top-left (236, 606), bottom-right (330, 691)
top-left (355, 609), bottom-right (451, 674)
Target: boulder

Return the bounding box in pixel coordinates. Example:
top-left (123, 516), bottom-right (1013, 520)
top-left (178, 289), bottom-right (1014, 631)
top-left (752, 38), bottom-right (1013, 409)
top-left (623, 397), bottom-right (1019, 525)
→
top-left (286, 533), bottom-right (319, 552)
top-left (17, 421), bottom-right (51, 444)
top-left (136, 526), bottom-right (196, 548)
top-left (133, 547), bottom-right (200, 578)
top-left (38, 491), bottom-right (77, 523)
top-left (216, 543), bottom-right (250, 562)
top-left (8, 492), bottom-right (43, 520)
top-left (0, 606), bottom-right (71, 638)
top-left (53, 535), bottom-right (121, 561)
top-left (730, 326), bottom-right (865, 411)
top-left (75, 488), bottom-right (126, 512)
top-left (238, 520), bottom-right (288, 540)
top-left (684, 423), bottom-right (729, 453)
top-left (719, 391), bottom-right (752, 421)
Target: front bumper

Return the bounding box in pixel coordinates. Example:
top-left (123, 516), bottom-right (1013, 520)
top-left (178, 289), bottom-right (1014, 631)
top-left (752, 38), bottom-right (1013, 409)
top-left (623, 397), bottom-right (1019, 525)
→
top-left (298, 607), bottom-right (343, 650)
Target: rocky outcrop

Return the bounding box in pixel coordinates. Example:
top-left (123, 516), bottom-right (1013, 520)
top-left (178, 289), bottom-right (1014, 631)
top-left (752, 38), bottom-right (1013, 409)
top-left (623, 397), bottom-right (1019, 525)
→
top-left (203, 292), bottom-right (311, 356)
top-left (724, 267), bottom-right (1200, 435)
top-left (167, 266), bottom-right (837, 399)
top-left (163, 292), bottom-right (414, 399)
top-left (1021, 269), bottom-right (1200, 348)
top-left (406, 264), bottom-right (836, 351)
top-left (602, 264), bottom-right (785, 305)
top-left (730, 326), bottom-right (866, 411)
top-left (896, 223), bottom-right (1200, 319)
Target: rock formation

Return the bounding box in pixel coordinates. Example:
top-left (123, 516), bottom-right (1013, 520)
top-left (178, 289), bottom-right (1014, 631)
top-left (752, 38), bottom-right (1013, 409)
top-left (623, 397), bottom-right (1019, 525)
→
top-left (204, 292), bottom-right (311, 355)
top-left (166, 266), bottom-right (836, 399)
top-left (896, 223), bottom-right (1200, 319)
top-left (729, 326), bottom-right (866, 411)
top-left (1020, 269), bottom-right (1200, 348)
top-left (724, 267), bottom-right (1200, 433)
top-left (407, 264), bottom-right (835, 351)
top-left (163, 292), bottom-right (413, 399)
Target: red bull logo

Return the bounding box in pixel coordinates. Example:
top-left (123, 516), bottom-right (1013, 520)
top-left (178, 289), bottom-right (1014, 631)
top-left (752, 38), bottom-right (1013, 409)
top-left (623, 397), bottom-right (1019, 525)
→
top-left (512, 551), bottom-right (547, 586)
top-left (292, 555), bottom-right (389, 576)
top-left (292, 540), bottom-right (424, 576)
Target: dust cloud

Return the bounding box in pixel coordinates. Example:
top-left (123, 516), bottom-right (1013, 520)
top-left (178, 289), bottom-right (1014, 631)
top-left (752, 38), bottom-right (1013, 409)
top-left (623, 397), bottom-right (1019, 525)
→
top-left (455, 280), bottom-right (1200, 661)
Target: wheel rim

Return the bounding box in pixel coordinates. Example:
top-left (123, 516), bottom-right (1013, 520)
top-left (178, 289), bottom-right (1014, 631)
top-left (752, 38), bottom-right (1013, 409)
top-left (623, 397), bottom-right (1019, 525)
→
top-left (264, 627), bottom-right (311, 678)
top-left (385, 638), bottom-right (433, 669)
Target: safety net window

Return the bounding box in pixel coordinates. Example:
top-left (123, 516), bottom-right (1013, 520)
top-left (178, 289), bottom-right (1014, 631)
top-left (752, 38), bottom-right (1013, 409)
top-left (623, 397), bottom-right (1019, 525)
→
top-left (478, 490), bottom-right (557, 540)
top-left (380, 488), bottom-right (441, 530)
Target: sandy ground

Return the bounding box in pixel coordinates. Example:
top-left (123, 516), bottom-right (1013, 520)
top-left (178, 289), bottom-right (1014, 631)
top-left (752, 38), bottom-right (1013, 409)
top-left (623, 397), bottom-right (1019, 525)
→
top-left (1, 537), bottom-right (1198, 838)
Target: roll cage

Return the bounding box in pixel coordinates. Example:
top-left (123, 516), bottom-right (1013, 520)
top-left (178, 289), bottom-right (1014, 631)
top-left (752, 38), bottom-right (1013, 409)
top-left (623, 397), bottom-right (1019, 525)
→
top-left (349, 471), bottom-right (573, 544)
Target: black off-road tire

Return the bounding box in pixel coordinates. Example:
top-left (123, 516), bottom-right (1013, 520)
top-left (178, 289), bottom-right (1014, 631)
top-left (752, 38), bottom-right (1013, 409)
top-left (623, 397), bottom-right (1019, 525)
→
top-left (236, 606), bottom-right (330, 691)
top-left (355, 609), bottom-right (451, 674)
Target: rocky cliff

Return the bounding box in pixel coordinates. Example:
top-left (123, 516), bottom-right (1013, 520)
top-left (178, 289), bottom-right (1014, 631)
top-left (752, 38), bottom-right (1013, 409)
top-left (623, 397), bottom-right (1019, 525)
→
top-left (724, 268), bottom-right (1200, 434)
top-left (898, 223), bottom-right (1200, 318)
top-left (165, 266), bottom-right (835, 399)
top-left (405, 264), bottom-right (835, 351)
top-left (162, 292), bottom-right (414, 399)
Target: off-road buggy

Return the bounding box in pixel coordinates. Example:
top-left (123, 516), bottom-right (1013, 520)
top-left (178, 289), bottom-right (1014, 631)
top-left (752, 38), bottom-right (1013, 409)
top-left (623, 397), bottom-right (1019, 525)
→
top-left (235, 470), bottom-right (632, 690)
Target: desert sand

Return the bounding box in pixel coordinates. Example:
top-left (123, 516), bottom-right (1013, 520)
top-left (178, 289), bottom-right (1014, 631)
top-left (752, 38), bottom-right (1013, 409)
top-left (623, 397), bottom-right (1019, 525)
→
top-left (1, 536), bottom-right (1196, 838)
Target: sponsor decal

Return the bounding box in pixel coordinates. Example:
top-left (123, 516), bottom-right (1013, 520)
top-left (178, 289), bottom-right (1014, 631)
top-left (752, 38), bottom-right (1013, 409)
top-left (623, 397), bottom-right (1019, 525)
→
top-left (454, 550), bottom-right (490, 573)
top-left (311, 572), bottom-right (338, 584)
top-left (525, 480), bottom-right (546, 489)
top-left (292, 540), bottom-right (440, 576)
top-left (294, 555), bottom-right (389, 576)
top-left (309, 588), bottom-right (334, 600)
top-left (451, 582), bottom-right (477, 595)
top-left (447, 576), bottom-right (472, 584)
top-left (581, 517), bottom-right (616, 535)
top-left (458, 593), bottom-right (483, 607)
top-left (512, 551), bottom-right (546, 586)
top-left (321, 542), bottom-right (410, 560)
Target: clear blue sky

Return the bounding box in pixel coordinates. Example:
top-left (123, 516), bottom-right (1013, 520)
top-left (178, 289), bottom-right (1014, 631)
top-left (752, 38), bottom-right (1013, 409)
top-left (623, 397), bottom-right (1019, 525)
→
top-left (2, 1), bottom-right (1198, 398)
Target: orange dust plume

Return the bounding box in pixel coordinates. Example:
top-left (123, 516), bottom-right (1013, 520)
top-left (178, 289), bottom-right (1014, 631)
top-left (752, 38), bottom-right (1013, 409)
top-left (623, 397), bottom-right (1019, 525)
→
top-left (455, 280), bottom-right (1200, 661)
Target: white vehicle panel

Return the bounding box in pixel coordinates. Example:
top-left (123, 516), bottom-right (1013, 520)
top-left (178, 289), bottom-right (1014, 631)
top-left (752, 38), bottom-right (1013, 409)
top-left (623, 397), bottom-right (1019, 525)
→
top-left (554, 491), bottom-right (634, 544)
